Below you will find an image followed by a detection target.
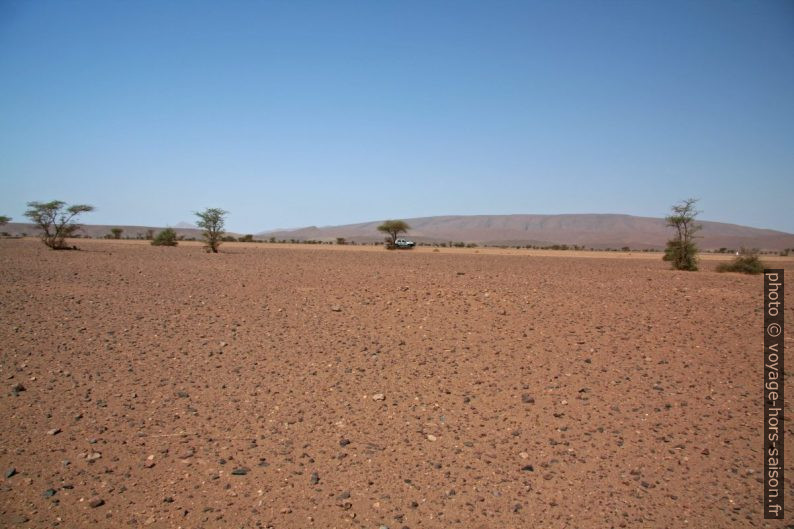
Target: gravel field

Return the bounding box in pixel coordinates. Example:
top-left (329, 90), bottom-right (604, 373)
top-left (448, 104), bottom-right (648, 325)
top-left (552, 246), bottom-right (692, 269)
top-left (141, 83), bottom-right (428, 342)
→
top-left (1, 239), bottom-right (791, 528)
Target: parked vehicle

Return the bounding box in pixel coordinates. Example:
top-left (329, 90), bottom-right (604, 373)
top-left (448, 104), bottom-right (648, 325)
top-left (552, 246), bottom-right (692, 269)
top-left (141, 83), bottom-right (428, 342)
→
top-left (394, 238), bottom-right (415, 249)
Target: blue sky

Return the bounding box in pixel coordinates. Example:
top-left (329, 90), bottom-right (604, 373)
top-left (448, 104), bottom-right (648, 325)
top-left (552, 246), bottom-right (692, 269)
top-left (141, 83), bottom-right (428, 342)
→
top-left (1, 0), bottom-right (792, 233)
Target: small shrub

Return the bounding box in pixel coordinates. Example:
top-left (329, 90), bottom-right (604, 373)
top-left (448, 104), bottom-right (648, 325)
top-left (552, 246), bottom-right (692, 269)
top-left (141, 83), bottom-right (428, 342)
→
top-left (151, 228), bottom-right (178, 246)
top-left (716, 248), bottom-right (765, 275)
top-left (663, 239), bottom-right (698, 270)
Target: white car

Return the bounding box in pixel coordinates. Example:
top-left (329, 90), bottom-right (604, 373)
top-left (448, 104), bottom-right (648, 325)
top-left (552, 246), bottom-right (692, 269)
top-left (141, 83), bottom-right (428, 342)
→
top-left (394, 238), bottom-right (415, 249)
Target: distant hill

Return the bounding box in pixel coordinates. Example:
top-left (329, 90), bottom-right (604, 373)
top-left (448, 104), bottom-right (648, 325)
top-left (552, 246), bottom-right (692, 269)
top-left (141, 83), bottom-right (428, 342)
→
top-left (258, 214), bottom-right (794, 250)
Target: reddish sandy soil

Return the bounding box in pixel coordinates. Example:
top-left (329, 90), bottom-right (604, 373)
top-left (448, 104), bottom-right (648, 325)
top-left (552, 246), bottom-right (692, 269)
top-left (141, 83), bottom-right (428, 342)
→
top-left (1, 239), bottom-right (792, 529)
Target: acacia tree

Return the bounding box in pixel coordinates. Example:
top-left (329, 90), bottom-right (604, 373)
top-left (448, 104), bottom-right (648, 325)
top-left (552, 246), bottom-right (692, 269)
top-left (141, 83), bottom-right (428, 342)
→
top-left (195, 207), bottom-right (227, 253)
top-left (377, 220), bottom-right (410, 249)
top-left (24, 200), bottom-right (94, 250)
top-left (110, 228), bottom-right (123, 239)
top-left (664, 198), bottom-right (701, 271)
top-left (0, 215), bottom-right (10, 226)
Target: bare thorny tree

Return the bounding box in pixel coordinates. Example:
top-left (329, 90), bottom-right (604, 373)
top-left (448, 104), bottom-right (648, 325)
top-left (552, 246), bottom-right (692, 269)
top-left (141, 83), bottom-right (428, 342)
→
top-left (665, 198), bottom-right (701, 271)
top-left (24, 200), bottom-right (95, 250)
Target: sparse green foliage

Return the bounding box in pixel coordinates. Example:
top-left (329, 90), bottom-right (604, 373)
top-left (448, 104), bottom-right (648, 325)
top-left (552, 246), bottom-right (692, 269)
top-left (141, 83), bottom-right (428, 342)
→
top-left (195, 207), bottom-right (227, 253)
top-left (336, 237), bottom-right (347, 245)
top-left (110, 228), bottom-right (123, 239)
top-left (151, 228), bottom-right (178, 246)
top-left (716, 248), bottom-right (765, 274)
top-left (0, 215), bottom-right (10, 226)
top-left (238, 234), bottom-right (254, 242)
top-left (24, 200), bottom-right (94, 250)
top-left (377, 220), bottom-right (410, 249)
top-left (665, 198), bottom-right (701, 271)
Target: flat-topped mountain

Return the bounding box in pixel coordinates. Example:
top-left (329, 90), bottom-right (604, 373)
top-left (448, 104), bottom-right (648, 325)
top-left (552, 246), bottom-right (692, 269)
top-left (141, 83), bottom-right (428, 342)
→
top-left (259, 214), bottom-right (794, 250)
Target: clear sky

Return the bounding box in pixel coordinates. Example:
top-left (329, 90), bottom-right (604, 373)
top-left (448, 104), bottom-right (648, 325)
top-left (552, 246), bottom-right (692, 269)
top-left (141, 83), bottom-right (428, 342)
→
top-left (1, 0), bottom-right (792, 233)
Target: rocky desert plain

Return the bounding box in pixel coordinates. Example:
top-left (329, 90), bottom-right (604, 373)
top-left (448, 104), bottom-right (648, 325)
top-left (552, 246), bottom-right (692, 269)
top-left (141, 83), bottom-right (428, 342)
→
top-left (1, 238), bottom-right (792, 529)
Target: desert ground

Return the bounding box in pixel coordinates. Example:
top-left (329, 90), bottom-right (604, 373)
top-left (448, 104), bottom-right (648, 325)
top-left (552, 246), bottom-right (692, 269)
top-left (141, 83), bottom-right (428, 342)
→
top-left (1, 238), bottom-right (792, 529)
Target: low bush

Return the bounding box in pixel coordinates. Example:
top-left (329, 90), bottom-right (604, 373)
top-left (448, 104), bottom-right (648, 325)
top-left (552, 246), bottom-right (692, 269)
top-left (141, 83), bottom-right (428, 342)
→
top-left (716, 248), bottom-right (764, 275)
top-left (151, 228), bottom-right (178, 246)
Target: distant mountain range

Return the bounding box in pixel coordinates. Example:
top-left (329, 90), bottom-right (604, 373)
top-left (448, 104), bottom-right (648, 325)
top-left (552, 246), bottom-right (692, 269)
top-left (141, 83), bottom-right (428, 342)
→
top-left (258, 214), bottom-right (794, 250)
top-left (4, 214), bottom-right (793, 250)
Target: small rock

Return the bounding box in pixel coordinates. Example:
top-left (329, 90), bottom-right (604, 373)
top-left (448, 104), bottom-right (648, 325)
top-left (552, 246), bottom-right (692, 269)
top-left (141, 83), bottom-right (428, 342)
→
top-left (231, 467), bottom-right (249, 475)
top-left (47, 428), bottom-right (61, 436)
top-left (177, 449), bottom-right (194, 459)
top-left (521, 465), bottom-right (534, 472)
top-left (8, 514), bottom-right (28, 524)
top-left (426, 434), bottom-right (437, 442)
top-left (89, 497), bottom-right (105, 508)
top-left (521, 394), bottom-right (535, 404)
top-left (331, 305), bottom-right (342, 312)
top-left (310, 472), bottom-right (320, 485)
top-left (86, 452), bottom-right (102, 461)
top-left (339, 438), bottom-right (351, 447)
top-left (519, 452), bottom-right (529, 459)
top-left (701, 448), bottom-right (710, 456)
top-left (5, 467), bottom-right (17, 478)
top-left (11, 383), bottom-right (25, 395)
top-left (372, 393), bottom-right (385, 401)
top-left (43, 488), bottom-right (57, 498)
